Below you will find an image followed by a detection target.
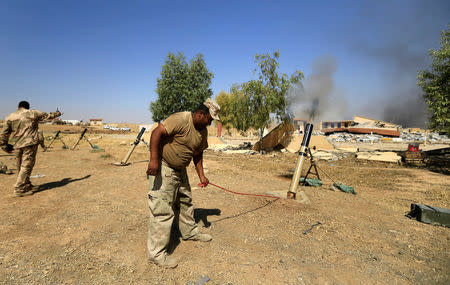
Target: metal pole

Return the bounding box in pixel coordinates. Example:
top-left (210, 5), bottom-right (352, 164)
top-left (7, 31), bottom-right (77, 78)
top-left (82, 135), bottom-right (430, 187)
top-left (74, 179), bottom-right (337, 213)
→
top-left (84, 135), bottom-right (96, 149)
top-left (114, 127), bottom-right (146, 166)
top-left (71, 128), bottom-right (87, 150)
top-left (44, 130), bottom-right (61, 152)
top-left (287, 123), bottom-right (313, 199)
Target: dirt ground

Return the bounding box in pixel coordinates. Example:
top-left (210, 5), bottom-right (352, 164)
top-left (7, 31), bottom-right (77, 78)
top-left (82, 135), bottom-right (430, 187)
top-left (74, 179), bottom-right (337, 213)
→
top-left (0, 129), bottom-right (449, 284)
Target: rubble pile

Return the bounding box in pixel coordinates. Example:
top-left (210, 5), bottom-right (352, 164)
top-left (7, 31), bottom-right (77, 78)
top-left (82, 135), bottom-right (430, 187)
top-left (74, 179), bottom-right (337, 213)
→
top-left (328, 133), bottom-right (383, 143)
top-left (400, 132), bottom-right (450, 144)
top-left (352, 121), bottom-right (400, 128)
top-left (208, 142), bottom-right (256, 155)
top-left (328, 132), bottom-right (450, 144)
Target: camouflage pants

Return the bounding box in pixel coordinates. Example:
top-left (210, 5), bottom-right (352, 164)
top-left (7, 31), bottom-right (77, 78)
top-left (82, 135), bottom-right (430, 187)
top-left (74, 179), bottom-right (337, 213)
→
top-left (14, 144), bottom-right (38, 192)
top-left (147, 161), bottom-right (199, 259)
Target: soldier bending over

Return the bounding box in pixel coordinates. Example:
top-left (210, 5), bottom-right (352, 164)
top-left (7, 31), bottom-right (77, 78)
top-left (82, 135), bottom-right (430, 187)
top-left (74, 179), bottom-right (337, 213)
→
top-left (146, 99), bottom-right (220, 268)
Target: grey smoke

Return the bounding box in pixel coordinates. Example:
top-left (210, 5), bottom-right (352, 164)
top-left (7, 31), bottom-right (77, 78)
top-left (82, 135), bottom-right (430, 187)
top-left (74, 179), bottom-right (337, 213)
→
top-left (347, 1), bottom-right (449, 128)
top-left (309, 98), bottom-right (319, 120)
top-left (285, 1), bottom-right (448, 128)
top-left (356, 39), bottom-right (429, 128)
top-left (287, 55), bottom-right (348, 123)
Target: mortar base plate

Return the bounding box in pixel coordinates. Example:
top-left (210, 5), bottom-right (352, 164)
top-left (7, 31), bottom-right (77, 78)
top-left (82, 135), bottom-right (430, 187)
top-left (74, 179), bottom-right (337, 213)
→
top-left (265, 190), bottom-right (311, 204)
top-left (113, 162), bottom-right (131, 166)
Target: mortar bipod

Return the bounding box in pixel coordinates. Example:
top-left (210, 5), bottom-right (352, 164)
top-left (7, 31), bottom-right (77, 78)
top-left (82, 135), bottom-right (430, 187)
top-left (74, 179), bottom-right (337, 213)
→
top-left (301, 148), bottom-right (321, 184)
top-left (43, 130), bottom-right (68, 152)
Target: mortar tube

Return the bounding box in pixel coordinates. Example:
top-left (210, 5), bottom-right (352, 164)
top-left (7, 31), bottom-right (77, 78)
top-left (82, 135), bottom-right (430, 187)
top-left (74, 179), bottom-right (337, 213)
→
top-left (71, 128), bottom-right (87, 150)
top-left (119, 127), bottom-right (146, 165)
top-left (287, 123), bottom-right (313, 199)
top-left (120, 144), bottom-right (137, 164)
top-left (44, 130), bottom-right (60, 152)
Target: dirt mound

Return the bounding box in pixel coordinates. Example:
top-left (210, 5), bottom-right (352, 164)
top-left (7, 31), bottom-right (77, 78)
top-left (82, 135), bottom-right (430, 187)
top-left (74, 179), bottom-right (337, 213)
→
top-left (284, 134), bottom-right (335, 152)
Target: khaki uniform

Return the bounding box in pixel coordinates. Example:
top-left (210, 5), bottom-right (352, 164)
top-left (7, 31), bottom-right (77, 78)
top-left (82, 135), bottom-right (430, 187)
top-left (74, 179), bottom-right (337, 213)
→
top-left (148, 112), bottom-right (208, 260)
top-left (0, 108), bottom-right (61, 194)
top-left (148, 161), bottom-right (199, 258)
top-left (38, 131), bottom-right (46, 149)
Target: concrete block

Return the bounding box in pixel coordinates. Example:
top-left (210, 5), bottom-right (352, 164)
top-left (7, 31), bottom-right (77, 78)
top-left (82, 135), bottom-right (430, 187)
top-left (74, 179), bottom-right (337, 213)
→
top-left (337, 147), bottom-right (358, 153)
top-left (357, 151), bottom-right (401, 163)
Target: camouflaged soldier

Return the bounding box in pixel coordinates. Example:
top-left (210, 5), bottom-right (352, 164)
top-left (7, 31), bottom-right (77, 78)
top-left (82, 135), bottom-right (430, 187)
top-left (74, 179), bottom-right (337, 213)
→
top-left (0, 101), bottom-right (61, 197)
top-left (146, 98), bottom-right (220, 268)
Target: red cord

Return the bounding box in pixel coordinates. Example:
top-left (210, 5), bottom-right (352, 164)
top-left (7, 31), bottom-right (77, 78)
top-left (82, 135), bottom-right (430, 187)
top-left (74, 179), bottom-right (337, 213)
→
top-left (198, 182), bottom-right (280, 199)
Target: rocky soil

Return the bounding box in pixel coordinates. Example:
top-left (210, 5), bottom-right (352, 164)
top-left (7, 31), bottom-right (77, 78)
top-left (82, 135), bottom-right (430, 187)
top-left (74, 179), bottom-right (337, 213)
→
top-left (0, 131), bottom-right (449, 284)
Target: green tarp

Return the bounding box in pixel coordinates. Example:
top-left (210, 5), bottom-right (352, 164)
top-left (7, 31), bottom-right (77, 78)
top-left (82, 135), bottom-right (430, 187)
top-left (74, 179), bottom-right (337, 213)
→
top-left (300, 178), bottom-right (323, 187)
top-left (333, 182), bottom-right (356, 195)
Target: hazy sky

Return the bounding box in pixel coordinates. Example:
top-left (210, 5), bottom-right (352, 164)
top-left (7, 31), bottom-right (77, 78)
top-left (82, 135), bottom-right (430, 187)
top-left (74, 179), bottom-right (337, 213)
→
top-left (1, 0), bottom-right (448, 126)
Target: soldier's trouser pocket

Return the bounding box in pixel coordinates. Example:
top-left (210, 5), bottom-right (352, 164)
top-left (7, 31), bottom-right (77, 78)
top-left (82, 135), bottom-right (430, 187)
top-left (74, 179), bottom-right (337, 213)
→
top-left (147, 163), bottom-right (180, 258)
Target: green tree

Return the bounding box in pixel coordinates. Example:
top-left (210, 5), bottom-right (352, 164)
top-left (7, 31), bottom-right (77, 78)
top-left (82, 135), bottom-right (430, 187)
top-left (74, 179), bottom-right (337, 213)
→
top-left (253, 51), bottom-right (304, 120)
top-left (150, 53), bottom-right (213, 122)
top-left (229, 85), bottom-right (253, 133)
top-left (241, 80), bottom-right (268, 135)
top-left (417, 26), bottom-right (450, 134)
top-left (215, 90), bottom-right (234, 134)
top-left (230, 51), bottom-right (304, 136)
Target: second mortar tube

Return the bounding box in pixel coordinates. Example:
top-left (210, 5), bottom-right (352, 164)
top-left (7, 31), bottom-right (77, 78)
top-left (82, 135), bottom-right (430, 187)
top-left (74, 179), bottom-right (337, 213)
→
top-left (120, 127), bottom-right (146, 164)
top-left (287, 123), bottom-right (313, 199)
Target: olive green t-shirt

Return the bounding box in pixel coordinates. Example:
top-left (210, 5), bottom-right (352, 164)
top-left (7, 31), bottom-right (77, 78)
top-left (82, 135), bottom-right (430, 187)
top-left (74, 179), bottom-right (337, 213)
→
top-left (161, 112), bottom-right (208, 169)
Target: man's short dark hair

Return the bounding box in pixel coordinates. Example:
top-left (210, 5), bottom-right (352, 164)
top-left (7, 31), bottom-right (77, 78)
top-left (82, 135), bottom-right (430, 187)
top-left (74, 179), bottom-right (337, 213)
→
top-left (18, 101), bottom-right (30, 109)
top-left (193, 103), bottom-right (210, 115)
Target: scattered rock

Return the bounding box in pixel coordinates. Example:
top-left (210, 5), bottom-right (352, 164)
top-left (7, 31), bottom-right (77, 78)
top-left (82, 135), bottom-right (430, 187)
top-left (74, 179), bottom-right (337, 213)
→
top-left (30, 174), bottom-right (46, 178)
top-left (208, 142), bottom-right (256, 154)
top-left (187, 275), bottom-right (210, 285)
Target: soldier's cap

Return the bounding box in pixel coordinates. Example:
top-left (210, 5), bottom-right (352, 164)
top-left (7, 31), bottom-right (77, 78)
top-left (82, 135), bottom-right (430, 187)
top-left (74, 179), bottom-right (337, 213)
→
top-left (203, 98), bottom-right (220, 121)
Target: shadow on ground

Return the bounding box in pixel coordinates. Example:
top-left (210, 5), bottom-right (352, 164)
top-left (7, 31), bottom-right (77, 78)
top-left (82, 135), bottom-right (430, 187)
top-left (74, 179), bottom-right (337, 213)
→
top-left (165, 208), bottom-right (222, 254)
top-left (34, 175), bottom-right (91, 193)
top-left (210, 200), bottom-right (278, 224)
top-left (194, 208), bottom-right (222, 227)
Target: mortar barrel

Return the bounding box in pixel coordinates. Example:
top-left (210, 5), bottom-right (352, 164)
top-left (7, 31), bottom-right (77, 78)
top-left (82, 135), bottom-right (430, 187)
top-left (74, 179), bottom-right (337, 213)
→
top-left (44, 130), bottom-right (61, 152)
top-left (121, 144), bottom-right (137, 164)
top-left (287, 123), bottom-right (313, 197)
top-left (71, 129), bottom-right (87, 150)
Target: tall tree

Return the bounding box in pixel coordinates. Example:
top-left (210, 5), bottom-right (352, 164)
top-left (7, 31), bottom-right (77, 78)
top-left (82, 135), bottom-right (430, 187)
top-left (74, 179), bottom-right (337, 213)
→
top-left (417, 26), bottom-right (450, 134)
top-left (150, 53), bottom-right (213, 122)
top-left (253, 51), bottom-right (304, 120)
top-left (231, 51), bottom-right (304, 136)
top-left (229, 85), bottom-right (253, 133)
top-left (215, 90), bottom-right (234, 134)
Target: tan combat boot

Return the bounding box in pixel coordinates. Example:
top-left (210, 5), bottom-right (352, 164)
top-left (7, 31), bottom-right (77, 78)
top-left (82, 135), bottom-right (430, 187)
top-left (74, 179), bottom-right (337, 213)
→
top-left (25, 183), bottom-right (39, 192)
top-left (14, 190), bottom-right (34, 197)
top-left (184, 233), bottom-right (212, 242)
top-left (149, 254), bottom-right (178, 269)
